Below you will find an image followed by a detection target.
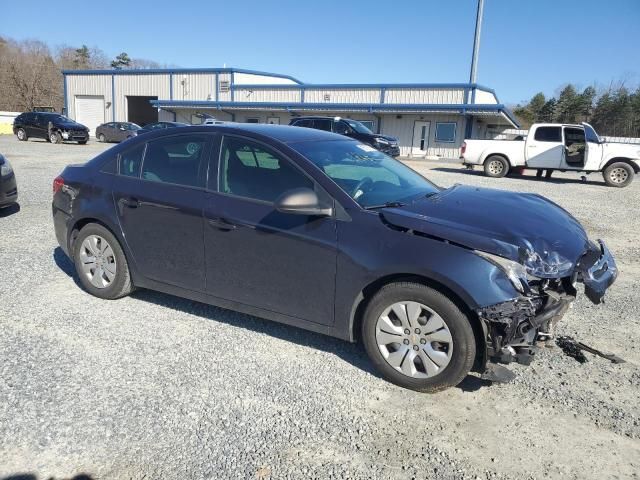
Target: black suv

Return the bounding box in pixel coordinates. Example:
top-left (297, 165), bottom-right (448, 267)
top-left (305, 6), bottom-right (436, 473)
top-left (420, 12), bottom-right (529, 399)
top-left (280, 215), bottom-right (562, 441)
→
top-left (289, 116), bottom-right (400, 157)
top-left (13, 112), bottom-right (89, 144)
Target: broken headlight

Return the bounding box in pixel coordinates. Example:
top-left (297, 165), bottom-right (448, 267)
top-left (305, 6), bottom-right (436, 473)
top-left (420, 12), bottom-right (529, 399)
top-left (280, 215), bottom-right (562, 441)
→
top-left (475, 251), bottom-right (529, 293)
top-left (62, 131), bottom-right (70, 139)
top-left (521, 249), bottom-right (573, 278)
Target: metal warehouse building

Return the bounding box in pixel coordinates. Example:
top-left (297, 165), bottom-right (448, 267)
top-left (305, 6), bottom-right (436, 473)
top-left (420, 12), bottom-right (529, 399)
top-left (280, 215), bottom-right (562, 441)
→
top-left (62, 67), bottom-right (518, 158)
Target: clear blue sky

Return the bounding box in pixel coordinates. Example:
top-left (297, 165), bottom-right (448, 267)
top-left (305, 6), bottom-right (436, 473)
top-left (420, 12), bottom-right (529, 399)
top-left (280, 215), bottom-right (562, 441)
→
top-left (3, 0), bottom-right (639, 104)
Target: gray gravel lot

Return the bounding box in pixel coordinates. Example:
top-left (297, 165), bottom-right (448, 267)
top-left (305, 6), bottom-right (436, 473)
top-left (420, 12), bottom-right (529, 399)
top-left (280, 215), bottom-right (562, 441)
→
top-left (0, 135), bottom-right (639, 480)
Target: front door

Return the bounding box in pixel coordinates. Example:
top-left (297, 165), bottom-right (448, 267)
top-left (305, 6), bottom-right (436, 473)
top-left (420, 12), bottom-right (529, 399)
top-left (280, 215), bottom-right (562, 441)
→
top-left (112, 133), bottom-right (211, 291)
top-left (526, 126), bottom-right (564, 168)
top-left (412, 121), bottom-right (430, 156)
top-left (203, 135), bottom-right (338, 326)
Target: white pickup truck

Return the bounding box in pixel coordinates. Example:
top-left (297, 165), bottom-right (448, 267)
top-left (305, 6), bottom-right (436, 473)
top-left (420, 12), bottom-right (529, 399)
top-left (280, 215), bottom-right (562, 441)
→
top-left (460, 123), bottom-right (640, 187)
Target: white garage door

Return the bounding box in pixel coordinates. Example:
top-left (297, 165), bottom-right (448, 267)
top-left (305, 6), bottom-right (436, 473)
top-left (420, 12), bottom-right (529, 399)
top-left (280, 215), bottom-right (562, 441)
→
top-left (75, 95), bottom-right (105, 137)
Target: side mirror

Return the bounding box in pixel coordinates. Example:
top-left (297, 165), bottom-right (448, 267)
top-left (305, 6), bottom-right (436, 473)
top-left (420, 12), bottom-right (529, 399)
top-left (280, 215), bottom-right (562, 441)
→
top-left (274, 188), bottom-right (333, 217)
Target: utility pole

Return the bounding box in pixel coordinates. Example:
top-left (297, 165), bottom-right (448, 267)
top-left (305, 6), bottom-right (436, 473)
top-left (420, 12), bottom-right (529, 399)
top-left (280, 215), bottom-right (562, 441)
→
top-left (469, 0), bottom-right (485, 84)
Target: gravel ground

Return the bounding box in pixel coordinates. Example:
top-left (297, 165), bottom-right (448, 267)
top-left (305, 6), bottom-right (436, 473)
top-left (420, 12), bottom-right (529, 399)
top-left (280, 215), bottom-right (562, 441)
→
top-left (0, 135), bottom-right (639, 480)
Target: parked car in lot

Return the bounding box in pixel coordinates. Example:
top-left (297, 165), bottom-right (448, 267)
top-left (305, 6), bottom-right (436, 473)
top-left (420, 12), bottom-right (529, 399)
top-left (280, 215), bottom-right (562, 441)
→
top-left (137, 121), bottom-right (188, 136)
top-left (461, 122), bottom-right (640, 187)
top-left (0, 154), bottom-right (18, 207)
top-left (96, 122), bottom-right (141, 143)
top-left (13, 112), bottom-right (89, 145)
top-left (52, 124), bottom-right (617, 392)
top-left (13, 112), bottom-right (89, 144)
top-left (289, 116), bottom-right (400, 157)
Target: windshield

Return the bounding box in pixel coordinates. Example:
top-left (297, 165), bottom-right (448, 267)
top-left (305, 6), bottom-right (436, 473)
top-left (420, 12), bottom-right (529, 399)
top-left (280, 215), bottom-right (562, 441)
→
top-left (344, 119), bottom-right (373, 134)
top-left (126, 123), bottom-right (141, 130)
top-left (291, 140), bottom-right (439, 208)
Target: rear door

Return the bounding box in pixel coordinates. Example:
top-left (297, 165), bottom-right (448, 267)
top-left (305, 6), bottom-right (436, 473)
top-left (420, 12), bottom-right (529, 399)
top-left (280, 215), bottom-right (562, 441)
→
top-left (112, 133), bottom-right (212, 291)
top-left (203, 135), bottom-right (338, 325)
top-left (526, 126), bottom-right (563, 168)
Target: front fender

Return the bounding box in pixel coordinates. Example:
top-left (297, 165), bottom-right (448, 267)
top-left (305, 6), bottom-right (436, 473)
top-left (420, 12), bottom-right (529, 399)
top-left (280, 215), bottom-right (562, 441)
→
top-left (334, 212), bottom-right (521, 340)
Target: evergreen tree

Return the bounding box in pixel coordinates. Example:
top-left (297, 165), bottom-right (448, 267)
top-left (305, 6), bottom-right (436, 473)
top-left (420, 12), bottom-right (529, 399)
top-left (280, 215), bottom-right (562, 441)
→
top-left (110, 52), bottom-right (131, 70)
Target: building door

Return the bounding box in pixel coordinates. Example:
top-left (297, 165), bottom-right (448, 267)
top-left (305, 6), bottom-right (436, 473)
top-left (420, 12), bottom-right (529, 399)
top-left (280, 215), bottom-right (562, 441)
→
top-left (267, 116), bottom-right (280, 125)
top-left (75, 95), bottom-right (105, 137)
top-left (412, 121), bottom-right (430, 156)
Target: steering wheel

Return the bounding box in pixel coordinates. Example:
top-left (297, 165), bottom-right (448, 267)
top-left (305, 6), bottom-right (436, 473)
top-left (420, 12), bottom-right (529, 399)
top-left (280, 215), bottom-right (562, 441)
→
top-left (350, 177), bottom-right (373, 199)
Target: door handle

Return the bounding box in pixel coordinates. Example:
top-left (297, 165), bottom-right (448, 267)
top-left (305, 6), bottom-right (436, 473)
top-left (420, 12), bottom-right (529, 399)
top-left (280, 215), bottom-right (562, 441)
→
top-left (208, 217), bottom-right (237, 231)
top-left (121, 197), bottom-right (140, 208)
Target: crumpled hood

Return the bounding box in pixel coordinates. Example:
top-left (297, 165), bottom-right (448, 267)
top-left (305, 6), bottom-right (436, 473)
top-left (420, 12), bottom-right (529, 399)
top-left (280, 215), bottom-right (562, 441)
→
top-left (58, 121), bottom-right (87, 130)
top-left (380, 185), bottom-right (592, 276)
top-left (373, 134), bottom-right (398, 143)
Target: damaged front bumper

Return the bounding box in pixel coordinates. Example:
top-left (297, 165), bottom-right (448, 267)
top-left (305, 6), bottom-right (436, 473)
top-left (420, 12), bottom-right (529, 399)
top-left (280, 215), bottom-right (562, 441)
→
top-left (477, 239), bottom-right (617, 369)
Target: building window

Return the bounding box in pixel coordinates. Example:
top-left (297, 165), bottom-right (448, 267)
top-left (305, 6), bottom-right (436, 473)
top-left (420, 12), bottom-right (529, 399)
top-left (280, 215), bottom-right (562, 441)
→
top-left (219, 80), bottom-right (230, 92)
top-left (435, 122), bottom-right (457, 143)
top-left (245, 118), bottom-right (260, 123)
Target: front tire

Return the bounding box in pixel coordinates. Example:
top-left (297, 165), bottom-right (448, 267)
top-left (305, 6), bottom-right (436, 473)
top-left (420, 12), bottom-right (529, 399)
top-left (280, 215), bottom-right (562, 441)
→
top-left (98, 133), bottom-right (106, 143)
top-left (484, 155), bottom-right (509, 178)
top-left (50, 131), bottom-right (62, 144)
top-left (73, 223), bottom-right (134, 299)
top-left (603, 162), bottom-right (634, 187)
top-left (362, 282), bottom-right (476, 393)
top-left (16, 128), bottom-right (27, 141)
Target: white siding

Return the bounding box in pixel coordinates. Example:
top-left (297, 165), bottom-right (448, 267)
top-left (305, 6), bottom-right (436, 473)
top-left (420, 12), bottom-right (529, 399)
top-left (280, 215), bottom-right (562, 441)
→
top-left (234, 88), bottom-right (302, 103)
top-left (384, 88), bottom-right (465, 104)
top-left (381, 114), bottom-right (464, 158)
top-left (171, 73), bottom-right (216, 101)
top-left (233, 72), bottom-right (298, 85)
top-left (473, 89), bottom-right (498, 104)
top-left (304, 89), bottom-right (380, 104)
top-left (66, 75), bottom-right (112, 122)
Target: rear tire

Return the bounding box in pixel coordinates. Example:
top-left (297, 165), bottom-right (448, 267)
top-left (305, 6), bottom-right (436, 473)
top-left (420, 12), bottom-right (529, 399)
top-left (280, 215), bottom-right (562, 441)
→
top-left (16, 128), bottom-right (27, 141)
top-left (73, 223), bottom-right (134, 299)
top-left (361, 282), bottom-right (476, 393)
top-left (483, 155), bottom-right (509, 178)
top-left (603, 162), bottom-right (634, 187)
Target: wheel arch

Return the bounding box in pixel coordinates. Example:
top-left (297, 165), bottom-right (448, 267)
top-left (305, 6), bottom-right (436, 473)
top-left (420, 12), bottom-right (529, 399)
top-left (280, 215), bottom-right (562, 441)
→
top-left (347, 273), bottom-right (486, 370)
top-left (68, 217), bottom-right (121, 257)
top-left (482, 152), bottom-right (511, 167)
top-left (603, 157), bottom-right (639, 173)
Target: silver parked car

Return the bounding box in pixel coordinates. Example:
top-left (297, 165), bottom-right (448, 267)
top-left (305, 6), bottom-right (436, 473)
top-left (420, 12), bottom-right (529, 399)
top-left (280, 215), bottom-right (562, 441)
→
top-left (96, 122), bottom-right (141, 143)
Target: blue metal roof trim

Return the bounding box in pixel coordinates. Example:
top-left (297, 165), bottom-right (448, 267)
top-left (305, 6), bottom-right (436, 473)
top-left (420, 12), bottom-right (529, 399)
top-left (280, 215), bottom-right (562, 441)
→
top-left (61, 67), bottom-right (303, 84)
top-left (148, 99), bottom-right (519, 128)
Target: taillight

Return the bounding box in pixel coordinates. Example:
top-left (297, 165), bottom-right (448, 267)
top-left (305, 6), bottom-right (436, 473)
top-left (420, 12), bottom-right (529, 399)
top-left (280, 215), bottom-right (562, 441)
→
top-left (460, 142), bottom-right (467, 155)
top-left (53, 176), bottom-right (64, 194)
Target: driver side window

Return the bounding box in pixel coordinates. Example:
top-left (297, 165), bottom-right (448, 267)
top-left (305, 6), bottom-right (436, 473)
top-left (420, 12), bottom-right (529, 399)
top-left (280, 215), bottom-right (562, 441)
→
top-left (219, 136), bottom-right (314, 203)
top-left (333, 121), bottom-right (350, 135)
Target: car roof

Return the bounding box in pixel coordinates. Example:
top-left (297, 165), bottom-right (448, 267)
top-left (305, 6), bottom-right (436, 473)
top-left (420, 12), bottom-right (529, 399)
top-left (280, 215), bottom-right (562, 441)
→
top-left (132, 123), bottom-right (346, 144)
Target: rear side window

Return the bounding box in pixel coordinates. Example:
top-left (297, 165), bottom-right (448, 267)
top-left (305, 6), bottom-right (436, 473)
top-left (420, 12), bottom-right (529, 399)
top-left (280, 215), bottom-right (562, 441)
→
top-left (119, 143), bottom-right (145, 177)
top-left (141, 134), bottom-right (208, 187)
top-left (313, 119), bottom-right (332, 131)
top-left (534, 126), bottom-right (561, 142)
top-left (293, 119), bottom-right (312, 128)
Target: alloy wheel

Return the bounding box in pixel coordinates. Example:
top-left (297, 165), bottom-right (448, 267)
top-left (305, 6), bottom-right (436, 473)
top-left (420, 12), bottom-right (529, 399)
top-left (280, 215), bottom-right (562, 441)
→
top-left (17, 129), bottom-right (25, 140)
top-left (79, 235), bottom-right (117, 289)
top-left (375, 301), bottom-right (453, 378)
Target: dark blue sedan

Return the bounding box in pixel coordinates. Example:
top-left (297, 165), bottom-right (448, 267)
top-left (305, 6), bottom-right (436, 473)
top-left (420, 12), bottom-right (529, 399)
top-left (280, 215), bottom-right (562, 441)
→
top-left (52, 124), bottom-right (617, 391)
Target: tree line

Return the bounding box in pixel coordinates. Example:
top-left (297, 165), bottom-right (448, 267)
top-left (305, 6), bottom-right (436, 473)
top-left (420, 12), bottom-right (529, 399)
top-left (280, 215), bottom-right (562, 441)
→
top-left (0, 36), bottom-right (167, 112)
top-left (513, 83), bottom-right (640, 138)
